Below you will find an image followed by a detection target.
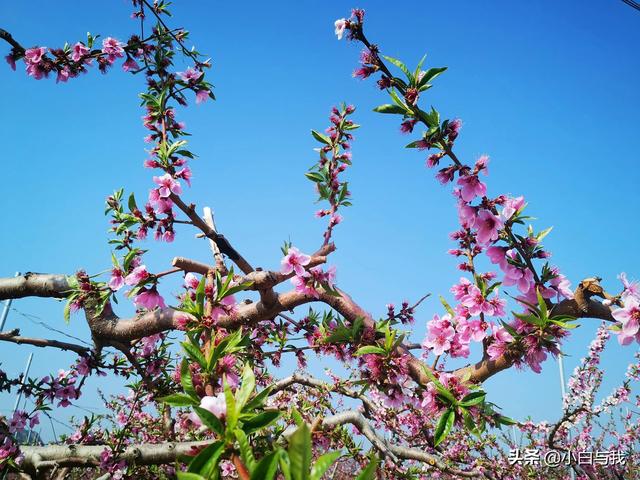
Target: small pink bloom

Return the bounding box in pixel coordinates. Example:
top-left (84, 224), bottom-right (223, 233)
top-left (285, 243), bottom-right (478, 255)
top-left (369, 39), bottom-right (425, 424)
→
top-left (501, 195), bottom-right (525, 220)
top-left (475, 209), bottom-right (503, 245)
top-left (101, 37), bottom-right (124, 61)
top-left (457, 174), bottom-right (486, 202)
top-left (124, 265), bottom-right (149, 286)
top-left (108, 268), bottom-right (125, 291)
top-left (179, 67), bottom-right (203, 83)
top-left (122, 57), bottom-right (140, 72)
top-left (195, 89), bottom-right (209, 104)
top-left (134, 288), bottom-right (166, 310)
top-left (24, 47), bottom-right (47, 64)
top-left (281, 247), bottom-right (311, 276)
top-left (153, 173), bottom-right (182, 198)
top-left (71, 42), bottom-right (90, 62)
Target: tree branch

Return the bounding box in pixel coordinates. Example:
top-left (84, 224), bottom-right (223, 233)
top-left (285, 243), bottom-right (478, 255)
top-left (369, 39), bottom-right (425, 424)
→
top-left (0, 329), bottom-right (90, 355)
top-left (19, 441), bottom-right (210, 473)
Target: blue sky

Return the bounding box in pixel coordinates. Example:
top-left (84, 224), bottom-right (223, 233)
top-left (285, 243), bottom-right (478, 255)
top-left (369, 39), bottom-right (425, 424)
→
top-left (1, 1), bottom-right (638, 442)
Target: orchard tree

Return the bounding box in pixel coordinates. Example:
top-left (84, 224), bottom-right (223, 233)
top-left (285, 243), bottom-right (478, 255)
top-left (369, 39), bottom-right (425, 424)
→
top-left (0, 3), bottom-right (638, 480)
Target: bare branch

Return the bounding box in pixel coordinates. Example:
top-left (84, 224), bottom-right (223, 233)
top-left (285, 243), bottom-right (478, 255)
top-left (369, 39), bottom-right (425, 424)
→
top-left (0, 329), bottom-right (90, 355)
top-left (321, 410), bottom-right (484, 478)
top-left (20, 441), bottom-right (210, 473)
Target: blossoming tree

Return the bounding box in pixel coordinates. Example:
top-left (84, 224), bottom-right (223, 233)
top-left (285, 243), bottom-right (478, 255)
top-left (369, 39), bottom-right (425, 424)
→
top-left (1, 3), bottom-right (638, 479)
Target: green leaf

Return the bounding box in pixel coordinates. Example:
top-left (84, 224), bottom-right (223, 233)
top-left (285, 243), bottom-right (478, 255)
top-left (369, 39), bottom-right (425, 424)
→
top-left (305, 172), bottom-right (325, 183)
top-left (497, 415), bottom-right (517, 426)
top-left (241, 410), bottom-right (281, 435)
top-left (250, 451), bottom-right (281, 480)
top-left (224, 379), bottom-right (238, 432)
top-left (182, 341), bottom-right (207, 368)
top-left (158, 393), bottom-right (198, 407)
top-left (459, 391), bottom-right (486, 407)
top-left (461, 409), bottom-right (480, 438)
top-left (417, 66), bottom-right (447, 88)
top-left (236, 363), bottom-right (256, 411)
top-left (243, 386), bottom-right (273, 412)
top-left (434, 408), bottom-right (455, 446)
top-left (373, 104), bottom-right (407, 115)
top-left (536, 288), bottom-right (548, 320)
top-left (354, 346), bottom-right (386, 356)
top-left (288, 423), bottom-right (312, 480)
top-left (194, 406), bottom-right (224, 436)
top-left (382, 55), bottom-right (412, 82)
top-left (195, 276), bottom-right (206, 316)
top-left (235, 428), bottom-right (256, 472)
top-left (178, 473), bottom-right (206, 480)
top-left (439, 296), bottom-right (455, 317)
top-left (180, 360), bottom-right (199, 400)
top-left (311, 130), bottom-right (332, 145)
top-left (187, 440), bottom-right (225, 476)
top-left (310, 450), bottom-right (342, 480)
top-left (127, 193), bottom-right (137, 212)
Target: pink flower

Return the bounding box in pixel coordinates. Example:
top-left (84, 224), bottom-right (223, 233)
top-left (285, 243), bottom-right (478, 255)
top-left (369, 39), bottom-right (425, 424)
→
top-left (474, 155), bottom-right (489, 174)
top-left (460, 285), bottom-right (495, 316)
top-left (108, 268), bottom-right (125, 291)
top-left (153, 173), bottom-right (182, 198)
top-left (456, 174), bottom-right (486, 202)
top-left (451, 277), bottom-right (473, 301)
top-left (475, 209), bottom-right (503, 244)
top-left (486, 246), bottom-right (507, 265)
top-left (422, 314), bottom-right (455, 356)
top-left (501, 196), bottom-right (525, 221)
top-left (101, 37), bottom-right (124, 62)
top-left (457, 202), bottom-right (477, 229)
top-left (334, 18), bottom-right (347, 40)
top-left (456, 317), bottom-right (487, 343)
top-left (56, 67), bottom-right (71, 83)
top-left (176, 166), bottom-right (192, 186)
top-left (134, 287), bottom-right (166, 310)
top-left (124, 265), bottom-right (149, 286)
top-left (71, 42), bottom-right (90, 62)
top-left (487, 326), bottom-right (514, 360)
top-left (211, 295), bottom-right (237, 322)
top-left (179, 67), bottom-right (203, 83)
top-left (24, 47), bottom-right (47, 65)
top-left (549, 269), bottom-right (573, 299)
top-left (612, 297), bottom-right (640, 346)
top-left (281, 247), bottom-right (311, 276)
top-left (184, 273), bottom-right (200, 290)
top-left (191, 393), bottom-right (227, 425)
top-left (290, 272), bottom-right (319, 298)
top-left (619, 272), bottom-right (640, 301)
top-left (449, 335), bottom-right (471, 358)
top-left (122, 58), bottom-right (140, 72)
top-left (195, 89), bottom-right (209, 104)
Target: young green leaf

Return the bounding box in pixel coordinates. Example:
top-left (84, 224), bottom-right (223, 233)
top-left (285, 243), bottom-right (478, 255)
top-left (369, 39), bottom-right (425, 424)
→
top-left (434, 408), bottom-right (455, 446)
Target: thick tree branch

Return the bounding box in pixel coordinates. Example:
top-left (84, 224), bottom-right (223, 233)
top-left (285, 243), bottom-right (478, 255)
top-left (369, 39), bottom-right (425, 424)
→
top-left (19, 441), bottom-right (210, 473)
top-left (0, 273), bottom-right (70, 300)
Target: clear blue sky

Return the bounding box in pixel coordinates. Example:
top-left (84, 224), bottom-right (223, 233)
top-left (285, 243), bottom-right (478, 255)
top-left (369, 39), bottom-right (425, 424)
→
top-left (1, 1), bottom-right (638, 442)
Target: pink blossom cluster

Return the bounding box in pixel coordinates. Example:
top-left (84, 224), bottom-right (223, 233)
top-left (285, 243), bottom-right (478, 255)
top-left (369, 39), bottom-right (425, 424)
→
top-left (281, 246), bottom-right (336, 298)
top-left (7, 35), bottom-right (147, 83)
top-left (420, 372), bottom-right (470, 416)
top-left (612, 272), bottom-right (640, 346)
